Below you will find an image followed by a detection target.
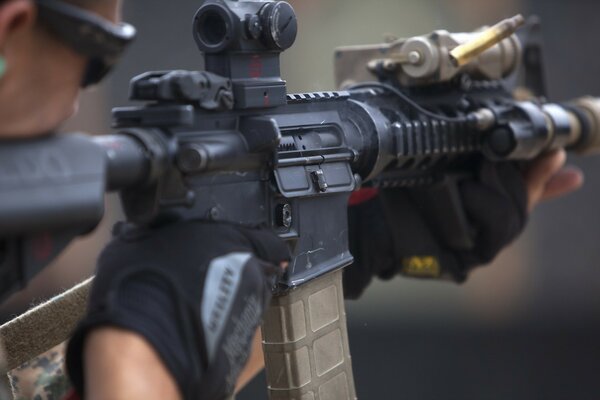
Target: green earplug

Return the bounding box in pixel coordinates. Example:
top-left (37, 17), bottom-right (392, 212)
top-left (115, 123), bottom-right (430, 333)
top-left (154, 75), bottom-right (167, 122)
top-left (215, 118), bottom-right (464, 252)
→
top-left (0, 56), bottom-right (5, 78)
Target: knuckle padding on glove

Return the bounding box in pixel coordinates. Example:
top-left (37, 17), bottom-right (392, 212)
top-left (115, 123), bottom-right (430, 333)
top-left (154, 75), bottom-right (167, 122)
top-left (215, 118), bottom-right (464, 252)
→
top-left (457, 162), bottom-right (527, 266)
top-left (66, 221), bottom-right (288, 400)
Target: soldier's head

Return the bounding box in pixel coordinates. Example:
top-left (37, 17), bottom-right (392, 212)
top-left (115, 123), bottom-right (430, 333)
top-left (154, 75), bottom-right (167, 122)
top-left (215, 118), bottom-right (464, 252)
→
top-left (0, 0), bottom-right (134, 137)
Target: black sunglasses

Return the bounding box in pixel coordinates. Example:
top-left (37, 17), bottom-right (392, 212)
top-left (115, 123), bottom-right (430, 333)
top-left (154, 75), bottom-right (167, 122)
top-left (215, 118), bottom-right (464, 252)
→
top-left (35, 0), bottom-right (136, 87)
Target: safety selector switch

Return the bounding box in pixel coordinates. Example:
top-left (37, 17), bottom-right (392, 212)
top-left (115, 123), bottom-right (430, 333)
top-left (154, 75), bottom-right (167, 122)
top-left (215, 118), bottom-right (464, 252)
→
top-left (311, 169), bottom-right (328, 192)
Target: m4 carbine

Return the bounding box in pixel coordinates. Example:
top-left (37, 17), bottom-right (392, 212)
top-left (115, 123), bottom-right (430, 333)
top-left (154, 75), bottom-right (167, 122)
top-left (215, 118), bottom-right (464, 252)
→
top-left (2, 2), bottom-right (600, 399)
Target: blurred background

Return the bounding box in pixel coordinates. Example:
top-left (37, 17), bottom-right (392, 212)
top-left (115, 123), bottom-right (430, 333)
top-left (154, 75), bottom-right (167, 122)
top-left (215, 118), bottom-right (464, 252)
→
top-left (3, 0), bottom-right (600, 398)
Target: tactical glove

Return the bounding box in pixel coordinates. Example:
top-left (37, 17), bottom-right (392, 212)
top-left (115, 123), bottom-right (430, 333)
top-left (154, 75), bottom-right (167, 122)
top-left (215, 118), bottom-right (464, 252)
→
top-left (66, 220), bottom-right (289, 400)
top-left (344, 159), bottom-right (527, 299)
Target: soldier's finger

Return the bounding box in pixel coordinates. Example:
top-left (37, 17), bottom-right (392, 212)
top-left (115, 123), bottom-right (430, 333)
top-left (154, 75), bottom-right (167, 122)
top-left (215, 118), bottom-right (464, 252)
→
top-left (539, 166), bottom-right (584, 202)
top-left (524, 149), bottom-right (566, 211)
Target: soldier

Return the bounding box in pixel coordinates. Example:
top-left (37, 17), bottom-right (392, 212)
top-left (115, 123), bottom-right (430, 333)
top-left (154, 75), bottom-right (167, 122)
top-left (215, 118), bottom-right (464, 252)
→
top-left (0, 1), bottom-right (289, 399)
top-left (0, 1), bottom-right (584, 400)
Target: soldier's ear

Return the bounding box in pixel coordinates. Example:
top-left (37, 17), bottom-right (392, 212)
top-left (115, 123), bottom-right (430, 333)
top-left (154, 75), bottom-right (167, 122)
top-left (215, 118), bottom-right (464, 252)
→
top-left (0, 0), bottom-right (36, 49)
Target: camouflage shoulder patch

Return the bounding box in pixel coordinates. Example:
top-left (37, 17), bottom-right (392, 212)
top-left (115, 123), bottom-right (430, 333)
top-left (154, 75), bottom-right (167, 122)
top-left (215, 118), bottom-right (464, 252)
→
top-left (9, 342), bottom-right (72, 400)
top-left (1, 340), bottom-right (12, 400)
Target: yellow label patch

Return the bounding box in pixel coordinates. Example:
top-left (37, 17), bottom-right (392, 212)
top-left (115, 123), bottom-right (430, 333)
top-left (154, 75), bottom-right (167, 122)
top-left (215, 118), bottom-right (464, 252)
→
top-left (402, 256), bottom-right (441, 278)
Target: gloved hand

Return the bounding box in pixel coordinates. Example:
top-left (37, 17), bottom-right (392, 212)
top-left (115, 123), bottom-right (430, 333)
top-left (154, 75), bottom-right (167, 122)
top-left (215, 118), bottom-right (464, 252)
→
top-left (343, 152), bottom-right (580, 299)
top-left (66, 220), bottom-right (289, 400)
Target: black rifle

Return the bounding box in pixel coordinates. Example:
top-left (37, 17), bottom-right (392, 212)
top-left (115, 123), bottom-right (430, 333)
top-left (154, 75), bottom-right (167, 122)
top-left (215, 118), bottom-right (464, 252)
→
top-left (1, 2), bottom-right (600, 398)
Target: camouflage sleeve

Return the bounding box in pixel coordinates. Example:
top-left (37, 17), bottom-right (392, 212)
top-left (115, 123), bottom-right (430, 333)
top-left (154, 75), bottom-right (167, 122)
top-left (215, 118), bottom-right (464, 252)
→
top-left (1, 340), bottom-right (12, 399)
top-left (1, 368), bottom-right (11, 399)
top-left (8, 343), bottom-right (72, 400)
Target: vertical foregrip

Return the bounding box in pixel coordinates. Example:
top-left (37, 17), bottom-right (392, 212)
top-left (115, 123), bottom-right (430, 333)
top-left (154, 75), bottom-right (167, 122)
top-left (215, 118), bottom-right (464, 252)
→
top-left (261, 269), bottom-right (357, 400)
